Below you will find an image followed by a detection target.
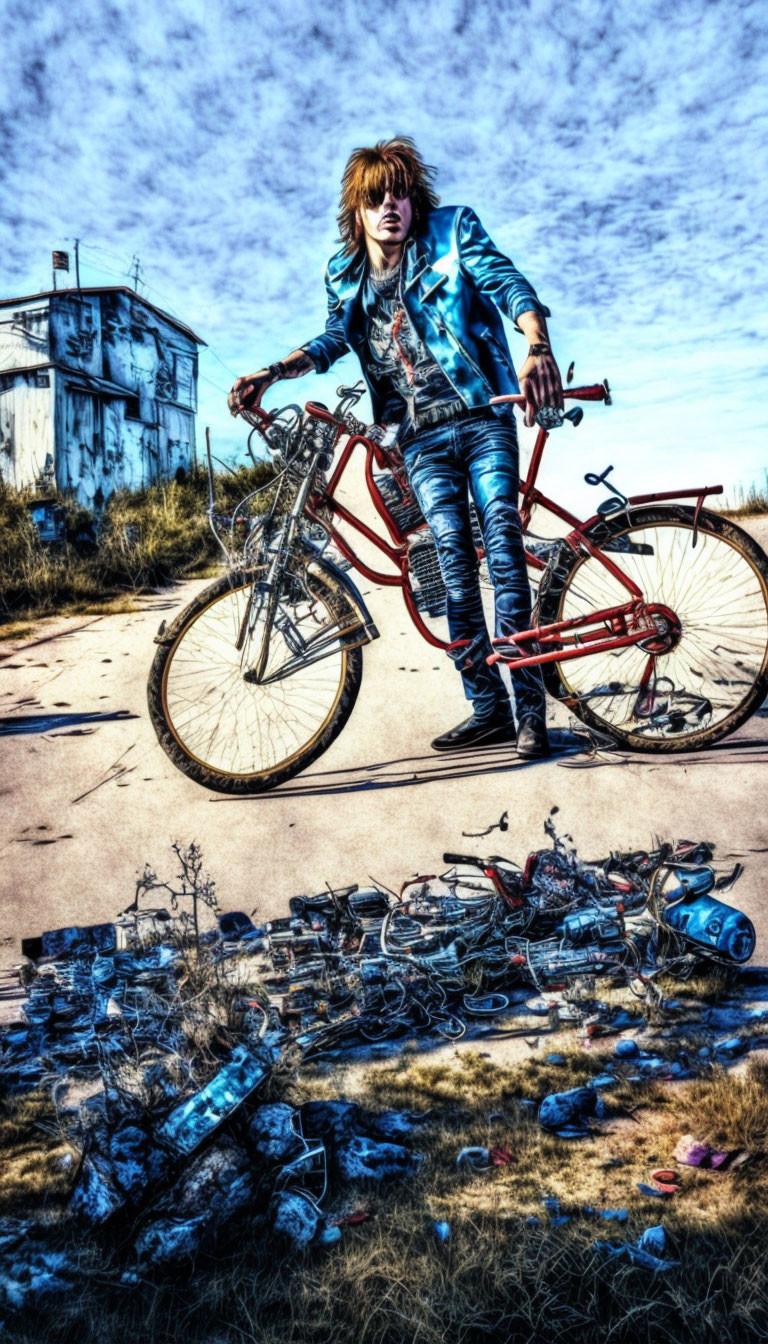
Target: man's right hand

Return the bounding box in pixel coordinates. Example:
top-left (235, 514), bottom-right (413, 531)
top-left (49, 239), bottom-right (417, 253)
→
top-left (228, 369), bottom-right (273, 417)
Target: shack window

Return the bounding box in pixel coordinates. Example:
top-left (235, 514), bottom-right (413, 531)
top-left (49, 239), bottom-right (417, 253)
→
top-left (35, 371), bottom-right (50, 388)
top-left (124, 395), bottom-right (141, 420)
top-left (12, 308), bottom-right (48, 344)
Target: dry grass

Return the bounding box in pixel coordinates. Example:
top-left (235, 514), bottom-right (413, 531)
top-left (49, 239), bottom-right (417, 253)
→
top-left (0, 1090), bottom-right (73, 1217)
top-left (3, 1040), bottom-right (768, 1344)
top-left (0, 464), bottom-right (275, 631)
top-left (722, 486), bottom-right (768, 518)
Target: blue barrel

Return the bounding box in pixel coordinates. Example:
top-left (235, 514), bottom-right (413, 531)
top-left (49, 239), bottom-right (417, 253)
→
top-left (658, 870), bottom-right (755, 963)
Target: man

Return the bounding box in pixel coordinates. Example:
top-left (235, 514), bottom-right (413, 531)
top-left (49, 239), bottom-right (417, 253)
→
top-left (229, 137), bottom-right (563, 758)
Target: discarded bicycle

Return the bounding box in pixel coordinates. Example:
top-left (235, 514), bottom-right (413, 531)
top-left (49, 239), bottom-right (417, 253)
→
top-left (147, 380), bottom-right (768, 792)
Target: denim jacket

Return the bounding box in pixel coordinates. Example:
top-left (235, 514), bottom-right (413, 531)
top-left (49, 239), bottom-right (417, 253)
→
top-left (302, 205), bottom-right (550, 425)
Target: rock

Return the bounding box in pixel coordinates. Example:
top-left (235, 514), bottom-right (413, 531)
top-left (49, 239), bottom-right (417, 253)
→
top-left (300, 1100), bottom-right (363, 1145)
top-left (365, 1110), bottom-right (423, 1141)
top-left (0, 1220), bottom-right (77, 1308)
top-left (270, 1191), bottom-right (320, 1247)
top-left (247, 1104), bottom-right (302, 1163)
top-left (538, 1086), bottom-right (605, 1138)
top-left (172, 1138), bottom-right (256, 1220)
top-left (134, 1214), bottom-right (208, 1265)
top-left (132, 1139), bottom-right (256, 1265)
top-left (615, 1039), bottom-right (639, 1058)
top-left (714, 1036), bottom-right (748, 1060)
top-left (0, 1249), bottom-right (75, 1310)
top-left (108, 1122), bottom-right (170, 1200)
top-left (335, 1134), bottom-right (422, 1181)
top-left (70, 1153), bottom-right (125, 1224)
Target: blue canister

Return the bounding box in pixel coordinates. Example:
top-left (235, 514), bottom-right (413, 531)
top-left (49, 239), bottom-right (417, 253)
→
top-left (657, 868), bottom-right (755, 963)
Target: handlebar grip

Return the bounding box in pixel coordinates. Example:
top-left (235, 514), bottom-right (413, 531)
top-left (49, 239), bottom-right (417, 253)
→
top-left (443, 852), bottom-right (484, 867)
top-left (565, 384), bottom-right (608, 402)
top-left (491, 384), bottom-right (610, 407)
top-left (242, 404), bottom-right (274, 428)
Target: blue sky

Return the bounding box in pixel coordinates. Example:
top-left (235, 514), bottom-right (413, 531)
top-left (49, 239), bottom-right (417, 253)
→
top-left (1, 0), bottom-right (766, 510)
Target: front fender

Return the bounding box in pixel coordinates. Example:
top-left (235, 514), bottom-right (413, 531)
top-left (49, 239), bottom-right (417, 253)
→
top-left (153, 550), bottom-right (380, 649)
top-left (301, 542), bottom-right (380, 644)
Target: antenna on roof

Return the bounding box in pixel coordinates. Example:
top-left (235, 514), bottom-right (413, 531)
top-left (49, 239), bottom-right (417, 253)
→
top-left (129, 254), bottom-right (143, 294)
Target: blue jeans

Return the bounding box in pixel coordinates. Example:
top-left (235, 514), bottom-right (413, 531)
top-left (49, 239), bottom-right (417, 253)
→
top-left (402, 411), bottom-right (545, 722)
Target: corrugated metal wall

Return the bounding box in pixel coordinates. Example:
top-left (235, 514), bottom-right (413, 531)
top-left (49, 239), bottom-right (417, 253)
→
top-left (0, 372), bottom-right (55, 490)
top-left (0, 291), bottom-right (199, 507)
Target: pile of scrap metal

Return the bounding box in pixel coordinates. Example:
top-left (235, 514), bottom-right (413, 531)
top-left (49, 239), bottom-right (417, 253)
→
top-left (0, 1067), bottom-right (427, 1307)
top-left (0, 914), bottom-right (428, 1300)
top-left (234, 833), bottom-right (755, 1060)
top-left (0, 829), bottom-right (760, 1304)
top-left (2, 833), bottom-right (755, 1093)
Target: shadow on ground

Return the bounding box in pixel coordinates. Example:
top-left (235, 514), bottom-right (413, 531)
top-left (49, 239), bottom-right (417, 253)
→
top-left (0, 711), bottom-right (138, 737)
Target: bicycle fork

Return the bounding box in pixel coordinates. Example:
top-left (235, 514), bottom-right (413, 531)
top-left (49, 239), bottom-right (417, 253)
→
top-left (238, 467), bottom-right (318, 683)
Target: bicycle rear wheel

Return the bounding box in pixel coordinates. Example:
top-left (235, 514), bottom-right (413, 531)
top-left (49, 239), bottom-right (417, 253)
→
top-left (147, 559), bottom-right (363, 793)
top-left (537, 505), bottom-right (768, 751)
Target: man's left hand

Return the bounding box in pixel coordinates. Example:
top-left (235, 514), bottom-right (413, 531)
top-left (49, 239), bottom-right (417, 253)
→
top-left (518, 350), bottom-right (564, 429)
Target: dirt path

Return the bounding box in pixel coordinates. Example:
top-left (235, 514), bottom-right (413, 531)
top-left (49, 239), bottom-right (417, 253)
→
top-left (2, 516), bottom-right (767, 965)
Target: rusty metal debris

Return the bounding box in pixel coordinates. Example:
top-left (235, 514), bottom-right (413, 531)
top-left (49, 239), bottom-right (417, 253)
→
top-left (157, 1045), bottom-right (272, 1155)
top-left (0, 826), bottom-right (763, 1310)
top-left (1, 830), bottom-right (759, 1097)
top-left (223, 831), bottom-right (756, 1062)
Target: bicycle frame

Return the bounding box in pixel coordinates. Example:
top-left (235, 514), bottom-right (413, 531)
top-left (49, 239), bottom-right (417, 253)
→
top-left (297, 386), bottom-right (724, 671)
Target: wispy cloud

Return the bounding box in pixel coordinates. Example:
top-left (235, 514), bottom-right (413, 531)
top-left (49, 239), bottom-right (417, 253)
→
top-left (1, 0), bottom-right (766, 496)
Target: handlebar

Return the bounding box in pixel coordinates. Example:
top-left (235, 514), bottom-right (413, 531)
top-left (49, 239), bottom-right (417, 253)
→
top-left (490, 381), bottom-right (611, 407)
top-left (242, 380), bottom-right (612, 446)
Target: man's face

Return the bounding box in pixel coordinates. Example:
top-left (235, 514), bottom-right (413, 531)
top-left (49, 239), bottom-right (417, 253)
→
top-left (358, 186), bottom-right (413, 248)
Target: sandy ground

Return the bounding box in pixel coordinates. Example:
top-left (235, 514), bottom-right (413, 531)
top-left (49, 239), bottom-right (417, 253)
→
top-left (2, 498), bottom-right (767, 970)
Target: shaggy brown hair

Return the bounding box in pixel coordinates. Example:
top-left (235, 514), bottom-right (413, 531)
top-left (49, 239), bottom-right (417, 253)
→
top-left (337, 136), bottom-right (440, 257)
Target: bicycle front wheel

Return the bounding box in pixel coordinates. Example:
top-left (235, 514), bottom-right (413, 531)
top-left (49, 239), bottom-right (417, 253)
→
top-left (147, 560), bottom-right (363, 793)
top-left (538, 505), bottom-right (768, 751)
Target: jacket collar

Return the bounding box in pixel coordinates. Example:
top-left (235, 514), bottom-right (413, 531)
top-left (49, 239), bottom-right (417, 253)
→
top-left (328, 232), bottom-right (446, 307)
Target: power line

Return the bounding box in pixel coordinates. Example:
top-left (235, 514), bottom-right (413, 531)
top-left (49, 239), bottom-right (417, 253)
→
top-left (204, 345), bottom-right (239, 379)
top-left (67, 239), bottom-right (241, 379)
top-left (198, 372), bottom-right (232, 395)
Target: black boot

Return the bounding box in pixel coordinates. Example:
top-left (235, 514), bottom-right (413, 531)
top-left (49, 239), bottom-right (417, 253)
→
top-left (431, 711), bottom-right (516, 752)
top-left (516, 711), bottom-right (550, 759)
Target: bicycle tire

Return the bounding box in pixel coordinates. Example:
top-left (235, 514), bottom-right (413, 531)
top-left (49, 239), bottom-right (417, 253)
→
top-left (537, 504), bottom-right (768, 752)
top-left (147, 559), bottom-right (363, 793)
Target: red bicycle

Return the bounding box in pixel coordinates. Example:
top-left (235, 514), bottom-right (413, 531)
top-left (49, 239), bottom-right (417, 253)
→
top-left (147, 380), bottom-right (768, 792)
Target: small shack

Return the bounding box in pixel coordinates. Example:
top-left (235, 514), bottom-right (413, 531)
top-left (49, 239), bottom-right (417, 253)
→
top-left (0, 287), bottom-right (205, 510)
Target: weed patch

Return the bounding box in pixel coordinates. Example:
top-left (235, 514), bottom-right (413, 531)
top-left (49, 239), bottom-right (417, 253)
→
top-left (0, 464), bottom-right (275, 630)
top-left (3, 1052), bottom-right (768, 1344)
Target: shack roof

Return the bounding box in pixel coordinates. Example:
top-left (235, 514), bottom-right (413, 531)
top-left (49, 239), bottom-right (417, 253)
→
top-left (0, 287), bottom-right (206, 346)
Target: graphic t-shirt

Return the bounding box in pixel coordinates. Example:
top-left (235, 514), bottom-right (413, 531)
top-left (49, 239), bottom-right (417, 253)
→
top-left (361, 261), bottom-right (464, 439)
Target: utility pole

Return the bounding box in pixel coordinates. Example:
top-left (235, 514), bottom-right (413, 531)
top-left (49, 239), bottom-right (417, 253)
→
top-left (74, 238), bottom-right (81, 290)
top-left (129, 254), bottom-right (142, 293)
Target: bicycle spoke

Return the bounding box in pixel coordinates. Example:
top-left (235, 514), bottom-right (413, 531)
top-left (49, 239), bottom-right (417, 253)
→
top-left (551, 517), bottom-right (768, 743)
top-left (161, 573), bottom-right (351, 777)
